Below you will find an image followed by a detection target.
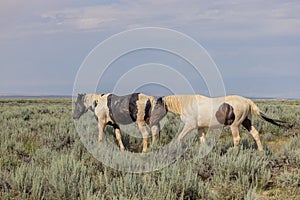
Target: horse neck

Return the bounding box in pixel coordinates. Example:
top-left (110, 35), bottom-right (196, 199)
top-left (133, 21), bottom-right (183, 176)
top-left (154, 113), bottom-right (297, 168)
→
top-left (84, 94), bottom-right (97, 108)
top-left (148, 96), bottom-right (157, 107)
top-left (164, 96), bottom-right (182, 115)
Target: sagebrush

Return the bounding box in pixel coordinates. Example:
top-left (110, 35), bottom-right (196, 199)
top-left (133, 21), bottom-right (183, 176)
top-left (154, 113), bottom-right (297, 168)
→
top-left (0, 98), bottom-right (299, 199)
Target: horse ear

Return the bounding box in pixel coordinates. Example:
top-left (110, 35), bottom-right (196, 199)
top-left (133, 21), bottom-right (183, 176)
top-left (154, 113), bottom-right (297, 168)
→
top-left (93, 99), bottom-right (98, 108)
top-left (78, 93), bottom-right (85, 102)
top-left (157, 97), bottom-right (164, 105)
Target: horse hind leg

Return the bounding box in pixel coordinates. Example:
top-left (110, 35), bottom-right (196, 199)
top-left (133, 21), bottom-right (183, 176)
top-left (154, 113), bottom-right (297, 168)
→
top-left (250, 126), bottom-right (263, 151)
top-left (242, 118), bottom-right (263, 151)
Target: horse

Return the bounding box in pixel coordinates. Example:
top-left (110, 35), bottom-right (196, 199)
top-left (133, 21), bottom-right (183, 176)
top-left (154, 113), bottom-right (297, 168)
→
top-left (149, 95), bottom-right (292, 151)
top-left (73, 93), bottom-right (159, 152)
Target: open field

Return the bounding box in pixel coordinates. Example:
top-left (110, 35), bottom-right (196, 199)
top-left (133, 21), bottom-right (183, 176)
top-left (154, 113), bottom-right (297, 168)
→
top-left (0, 98), bottom-right (300, 199)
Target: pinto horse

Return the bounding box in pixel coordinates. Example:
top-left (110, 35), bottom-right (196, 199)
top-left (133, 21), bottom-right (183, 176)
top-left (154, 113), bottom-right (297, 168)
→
top-left (73, 93), bottom-right (159, 152)
top-left (150, 95), bottom-right (291, 151)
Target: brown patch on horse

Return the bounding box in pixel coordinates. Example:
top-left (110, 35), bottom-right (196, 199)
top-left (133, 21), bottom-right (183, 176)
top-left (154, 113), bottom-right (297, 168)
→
top-left (215, 103), bottom-right (235, 125)
top-left (242, 117), bottom-right (252, 131)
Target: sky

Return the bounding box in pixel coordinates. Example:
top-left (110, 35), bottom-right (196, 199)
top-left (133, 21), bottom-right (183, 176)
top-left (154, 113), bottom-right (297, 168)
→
top-left (0, 0), bottom-right (300, 98)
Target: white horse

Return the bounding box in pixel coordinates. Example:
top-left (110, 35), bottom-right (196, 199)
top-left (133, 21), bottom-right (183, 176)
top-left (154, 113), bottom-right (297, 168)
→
top-left (150, 95), bottom-right (291, 151)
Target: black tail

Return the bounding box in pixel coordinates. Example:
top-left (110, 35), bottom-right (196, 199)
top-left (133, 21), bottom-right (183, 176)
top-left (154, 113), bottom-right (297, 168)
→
top-left (260, 112), bottom-right (292, 129)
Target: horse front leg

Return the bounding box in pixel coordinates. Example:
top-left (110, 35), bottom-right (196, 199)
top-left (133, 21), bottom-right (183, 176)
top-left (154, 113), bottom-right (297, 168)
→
top-left (138, 121), bottom-right (149, 153)
top-left (98, 120), bottom-right (105, 144)
top-left (177, 123), bottom-right (195, 143)
top-left (113, 124), bottom-right (125, 151)
top-left (150, 123), bottom-right (160, 144)
top-left (230, 125), bottom-right (241, 149)
top-left (198, 128), bottom-right (206, 144)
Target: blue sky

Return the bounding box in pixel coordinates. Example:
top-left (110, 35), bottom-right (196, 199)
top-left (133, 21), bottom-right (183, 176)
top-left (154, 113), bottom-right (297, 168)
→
top-left (0, 0), bottom-right (300, 98)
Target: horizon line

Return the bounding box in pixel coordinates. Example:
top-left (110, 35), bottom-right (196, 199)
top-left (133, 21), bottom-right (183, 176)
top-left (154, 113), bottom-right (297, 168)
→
top-left (0, 94), bottom-right (299, 100)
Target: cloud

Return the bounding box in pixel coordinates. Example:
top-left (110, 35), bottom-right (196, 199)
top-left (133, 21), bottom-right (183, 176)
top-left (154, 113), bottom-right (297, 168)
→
top-left (1, 0), bottom-right (299, 97)
top-left (1, 0), bottom-right (300, 40)
top-left (0, 0), bottom-right (74, 39)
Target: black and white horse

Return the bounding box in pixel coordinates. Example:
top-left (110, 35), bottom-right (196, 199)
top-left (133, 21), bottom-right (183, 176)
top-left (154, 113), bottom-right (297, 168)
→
top-left (73, 93), bottom-right (159, 152)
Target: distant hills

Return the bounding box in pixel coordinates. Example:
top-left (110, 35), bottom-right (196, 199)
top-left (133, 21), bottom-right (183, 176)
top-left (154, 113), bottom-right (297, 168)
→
top-left (0, 94), bottom-right (72, 99)
top-left (0, 94), bottom-right (299, 100)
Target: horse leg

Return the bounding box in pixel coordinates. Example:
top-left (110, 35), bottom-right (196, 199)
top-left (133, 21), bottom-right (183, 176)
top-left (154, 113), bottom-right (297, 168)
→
top-left (113, 124), bottom-right (125, 151)
top-left (250, 126), bottom-right (263, 151)
top-left (198, 128), bottom-right (206, 143)
top-left (138, 122), bottom-right (149, 153)
top-left (98, 120), bottom-right (105, 144)
top-left (230, 125), bottom-right (241, 149)
top-left (177, 123), bottom-right (195, 142)
top-left (242, 118), bottom-right (263, 151)
top-left (150, 123), bottom-right (160, 144)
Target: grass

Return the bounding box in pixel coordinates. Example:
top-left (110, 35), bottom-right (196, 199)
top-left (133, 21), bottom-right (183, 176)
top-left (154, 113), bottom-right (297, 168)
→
top-left (0, 98), bottom-right (299, 199)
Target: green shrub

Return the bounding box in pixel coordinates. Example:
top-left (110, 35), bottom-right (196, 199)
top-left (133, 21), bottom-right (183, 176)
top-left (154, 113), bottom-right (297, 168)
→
top-left (277, 169), bottom-right (300, 188)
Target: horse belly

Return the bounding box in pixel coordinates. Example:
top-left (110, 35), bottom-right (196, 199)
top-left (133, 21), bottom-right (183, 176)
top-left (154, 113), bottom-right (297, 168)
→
top-left (196, 102), bottom-right (227, 128)
top-left (113, 112), bottom-right (134, 125)
top-left (108, 94), bottom-right (136, 125)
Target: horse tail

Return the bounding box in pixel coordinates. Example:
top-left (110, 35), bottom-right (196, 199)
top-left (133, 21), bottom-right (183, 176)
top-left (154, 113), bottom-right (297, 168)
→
top-left (248, 99), bottom-right (292, 129)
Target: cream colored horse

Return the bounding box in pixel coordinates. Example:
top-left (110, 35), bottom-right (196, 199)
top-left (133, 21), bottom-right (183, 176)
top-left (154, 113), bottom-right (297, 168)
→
top-left (150, 95), bottom-right (291, 151)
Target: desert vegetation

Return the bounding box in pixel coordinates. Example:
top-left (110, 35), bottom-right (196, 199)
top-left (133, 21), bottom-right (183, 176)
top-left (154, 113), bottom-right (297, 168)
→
top-left (0, 98), bottom-right (299, 199)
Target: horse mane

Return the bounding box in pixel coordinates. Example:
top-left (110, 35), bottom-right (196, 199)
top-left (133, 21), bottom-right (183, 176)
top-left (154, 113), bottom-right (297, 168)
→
top-left (163, 96), bottom-right (183, 115)
top-left (84, 94), bottom-right (101, 107)
top-left (149, 96), bottom-right (157, 107)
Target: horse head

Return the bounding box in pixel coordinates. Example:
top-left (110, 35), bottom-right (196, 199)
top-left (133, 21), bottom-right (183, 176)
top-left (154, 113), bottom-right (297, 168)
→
top-left (73, 93), bottom-right (87, 119)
